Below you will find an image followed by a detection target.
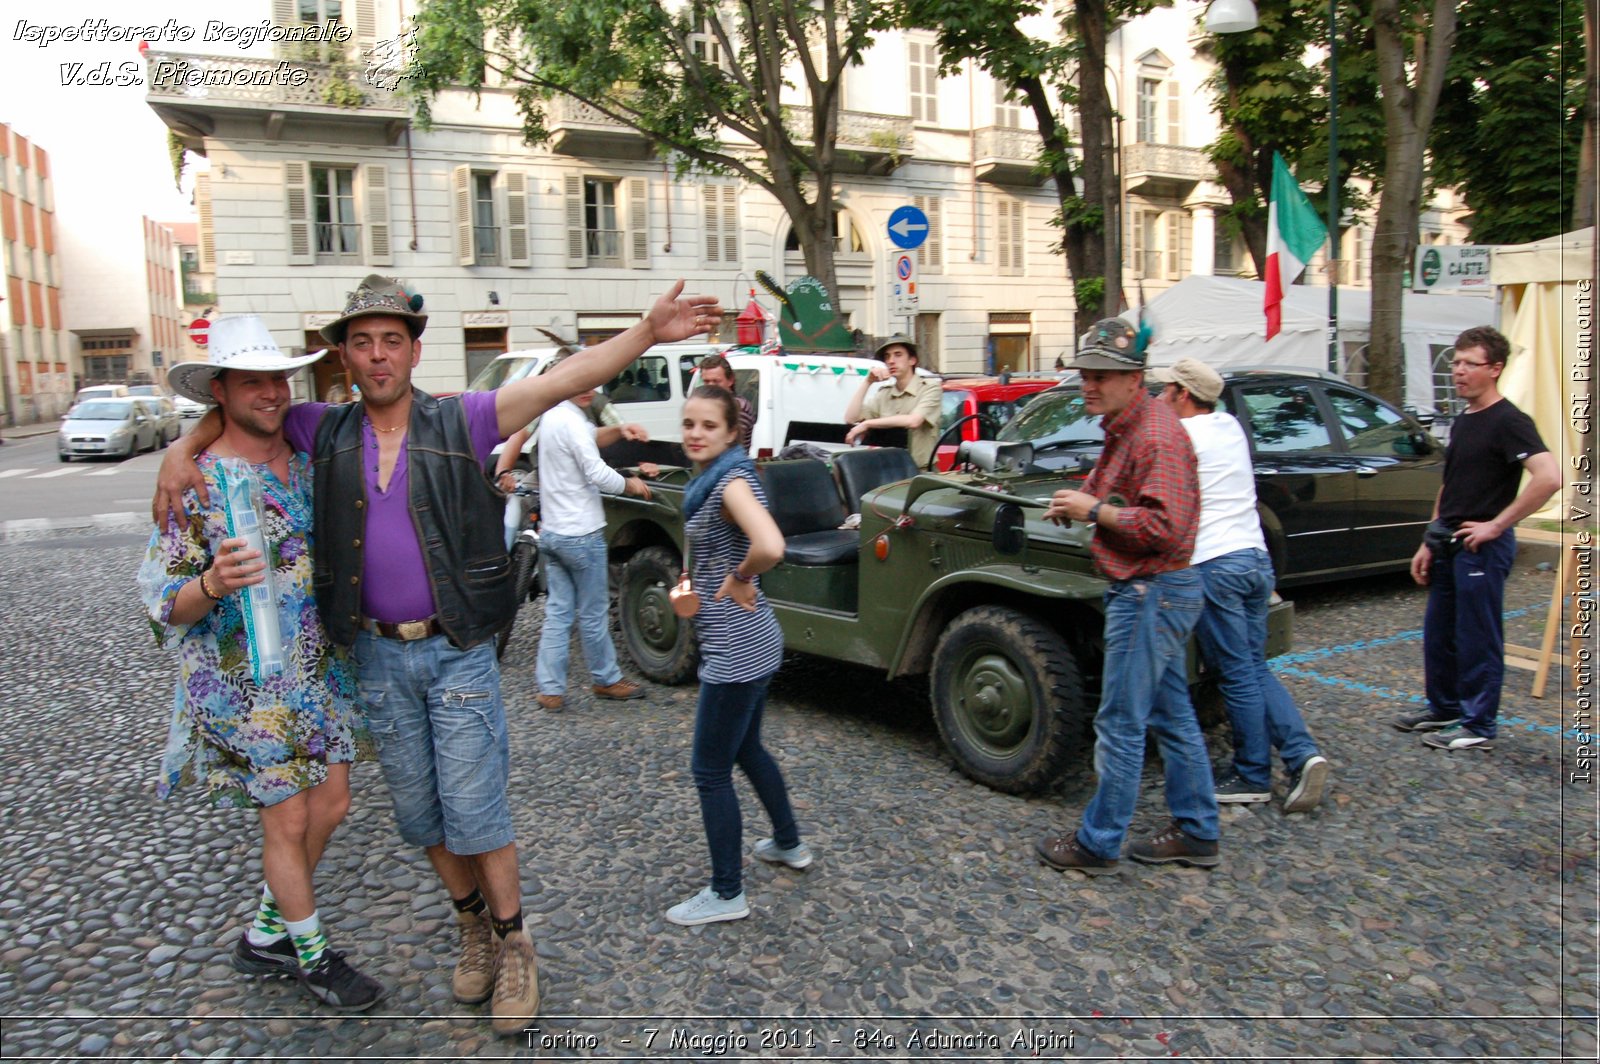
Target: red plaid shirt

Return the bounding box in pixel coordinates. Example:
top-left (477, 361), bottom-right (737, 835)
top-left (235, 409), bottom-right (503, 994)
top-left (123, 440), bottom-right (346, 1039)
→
top-left (1081, 388), bottom-right (1200, 580)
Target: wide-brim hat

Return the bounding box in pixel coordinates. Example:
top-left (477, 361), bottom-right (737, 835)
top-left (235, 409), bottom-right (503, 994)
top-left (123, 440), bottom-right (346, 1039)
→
top-left (166, 315), bottom-right (326, 404)
top-left (320, 273), bottom-right (428, 345)
top-left (873, 333), bottom-right (918, 361)
top-left (1068, 318), bottom-right (1147, 372)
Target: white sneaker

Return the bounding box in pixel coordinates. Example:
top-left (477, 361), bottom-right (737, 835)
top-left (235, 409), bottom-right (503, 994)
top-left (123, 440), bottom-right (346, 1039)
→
top-left (753, 838), bottom-right (813, 869)
top-left (665, 887), bottom-right (749, 926)
top-left (1282, 755), bottom-right (1330, 813)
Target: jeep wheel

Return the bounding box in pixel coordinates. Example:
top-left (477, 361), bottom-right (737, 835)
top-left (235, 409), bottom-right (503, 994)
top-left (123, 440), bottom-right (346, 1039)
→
top-left (619, 545), bottom-right (698, 684)
top-left (932, 605), bottom-right (1088, 794)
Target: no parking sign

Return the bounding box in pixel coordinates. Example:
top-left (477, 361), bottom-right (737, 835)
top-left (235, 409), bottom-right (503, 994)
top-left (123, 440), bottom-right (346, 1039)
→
top-left (891, 252), bottom-right (918, 314)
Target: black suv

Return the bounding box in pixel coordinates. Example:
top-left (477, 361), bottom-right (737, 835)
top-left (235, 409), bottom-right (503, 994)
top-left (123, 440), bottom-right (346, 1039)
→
top-left (997, 368), bottom-right (1443, 586)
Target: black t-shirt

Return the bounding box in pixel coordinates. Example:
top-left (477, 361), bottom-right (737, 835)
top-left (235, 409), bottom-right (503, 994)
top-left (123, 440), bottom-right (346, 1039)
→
top-left (1438, 397), bottom-right (1548, 525)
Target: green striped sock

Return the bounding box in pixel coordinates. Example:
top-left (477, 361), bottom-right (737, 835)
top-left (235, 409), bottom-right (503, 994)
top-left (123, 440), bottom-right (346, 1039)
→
top-left (283, 912), bottom-right (328, 971)
top-left (246, 886), bottom-right (287, 946)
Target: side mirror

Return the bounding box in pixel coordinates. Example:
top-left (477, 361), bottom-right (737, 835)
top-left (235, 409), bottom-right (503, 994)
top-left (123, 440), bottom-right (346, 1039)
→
top-left (992, 502), bottom-right (1026, 555)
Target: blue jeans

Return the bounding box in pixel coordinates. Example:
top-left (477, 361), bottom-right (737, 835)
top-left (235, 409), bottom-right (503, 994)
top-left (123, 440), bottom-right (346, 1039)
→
top-left (691, 676), bottom-right (800, 897)
top-left (1078, 568), bottom-right (1217, 859)
top-left (353, 631), bottom-right (514, 855)
top-left (1424, 531), bottom-right (1516, 738)
top-left (1194, 548), bottom-right (1320, 787)
top-left (536, 529), bottom-right (623, 696)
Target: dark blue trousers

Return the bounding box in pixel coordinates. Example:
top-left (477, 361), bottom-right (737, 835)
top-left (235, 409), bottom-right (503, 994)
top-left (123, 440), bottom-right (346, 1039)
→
top-left (1423, 532), bottom-right (1516, 738)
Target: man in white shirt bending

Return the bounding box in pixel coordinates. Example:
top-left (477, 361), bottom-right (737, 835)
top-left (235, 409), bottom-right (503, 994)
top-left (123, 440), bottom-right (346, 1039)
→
top-left (1153, 359), bottom-right (1330, 814)
top-left (533, 388), bottom-right (653, 711)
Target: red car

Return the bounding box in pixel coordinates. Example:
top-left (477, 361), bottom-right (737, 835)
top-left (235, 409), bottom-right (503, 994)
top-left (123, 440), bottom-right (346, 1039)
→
top-left (933, 374), bottom-right (1061, 470)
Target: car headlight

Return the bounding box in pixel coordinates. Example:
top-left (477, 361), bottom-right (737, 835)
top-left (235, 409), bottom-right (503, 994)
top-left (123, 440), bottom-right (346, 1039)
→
top-left (110, 427), bottom-right (129, 439)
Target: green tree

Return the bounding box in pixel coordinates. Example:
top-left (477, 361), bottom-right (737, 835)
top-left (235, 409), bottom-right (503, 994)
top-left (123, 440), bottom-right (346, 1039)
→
top-left (1429, 0), bottom-right (1586, 245)
top-left (899, 0), bottom-right (1155, 334)
top-left (405, 0), bottom-right (890, 299)
top-left (1205, 0), bottom-right (1384, 276)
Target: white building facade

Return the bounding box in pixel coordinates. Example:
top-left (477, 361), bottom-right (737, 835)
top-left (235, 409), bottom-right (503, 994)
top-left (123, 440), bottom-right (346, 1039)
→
top-left (146, 0), bottom-right (1467, 395)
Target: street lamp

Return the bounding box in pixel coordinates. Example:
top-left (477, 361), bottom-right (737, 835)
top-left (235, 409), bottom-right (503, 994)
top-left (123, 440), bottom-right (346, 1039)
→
top-left (1204, 0), bottom-right (1259, 34)
top-left (1326, 0), bottom-right (1340, 373)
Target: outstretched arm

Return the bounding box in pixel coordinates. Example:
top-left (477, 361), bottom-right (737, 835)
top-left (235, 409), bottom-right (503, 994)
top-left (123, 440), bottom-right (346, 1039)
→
top-left (495, 281), bottom-right (720, 437)
top-left (153, 408), bottom-right (223, 528)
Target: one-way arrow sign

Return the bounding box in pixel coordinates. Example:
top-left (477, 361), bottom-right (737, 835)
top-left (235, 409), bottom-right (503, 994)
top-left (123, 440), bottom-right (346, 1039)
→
top-left (887, 205), bottom-right (929, 250)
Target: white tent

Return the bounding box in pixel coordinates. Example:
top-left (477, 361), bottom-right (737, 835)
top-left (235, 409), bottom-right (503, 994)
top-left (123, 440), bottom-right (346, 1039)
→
top-left (1492, 227), bottom-right (1594, 519)
top-left (1119, 274), bottom-right (1495, 412)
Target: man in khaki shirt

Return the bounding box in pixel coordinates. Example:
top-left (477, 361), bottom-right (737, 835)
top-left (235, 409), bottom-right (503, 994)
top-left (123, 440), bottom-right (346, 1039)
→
top-left (844, 335), bottom-right (942, 467)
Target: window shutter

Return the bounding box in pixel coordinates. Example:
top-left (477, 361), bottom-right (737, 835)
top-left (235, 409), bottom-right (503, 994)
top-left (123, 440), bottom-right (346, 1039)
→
top-left (362, 163), bottom-right (392, 265)
top-left (1165, 212), bottom-right (1182, 279)
top-left (996, 199), bottom-right (1013, 273)
top-left (1166, 80), bottom-right (1181, 145)
top-left (504, 169), bottom-right (530, 266)
top-left (702, 184), bottom-right (720, 263)
top-left (1130, 211), bottom-right (1145, 280)
top-left (284, 161), bottom-right (313, 265)
top-left (565, 174), bottom-right (586, 267)
top-left (353, 0), bottom-right (378, 60)
top-left (625, 176), bottom-right (650, 269)
top-left (452, 164), bottom-right (473, 266)
top-left (719, 185), bottom-right (738, 264)
top-left (195, 172), bottom-right (215, 273)
top-left (913, 194), bottom-right (941, 273)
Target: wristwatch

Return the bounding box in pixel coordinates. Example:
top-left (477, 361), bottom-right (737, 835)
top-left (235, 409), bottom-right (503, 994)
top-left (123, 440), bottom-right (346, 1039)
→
top-left (1087, 502), bottom-right (1103, 526)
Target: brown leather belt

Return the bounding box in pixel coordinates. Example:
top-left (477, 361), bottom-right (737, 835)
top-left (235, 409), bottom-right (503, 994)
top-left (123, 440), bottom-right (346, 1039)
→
top-left (364, 616), bottom-right (442, 641)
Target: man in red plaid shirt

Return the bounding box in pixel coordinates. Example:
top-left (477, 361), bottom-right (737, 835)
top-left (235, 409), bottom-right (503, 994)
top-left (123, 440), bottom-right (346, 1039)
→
top-left (1035, 319), bottom-right (1220, 875)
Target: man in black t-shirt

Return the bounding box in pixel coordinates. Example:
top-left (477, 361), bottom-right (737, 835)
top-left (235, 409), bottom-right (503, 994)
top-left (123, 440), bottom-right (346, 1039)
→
top-left (1393, 326), bottom-right (1560, 750)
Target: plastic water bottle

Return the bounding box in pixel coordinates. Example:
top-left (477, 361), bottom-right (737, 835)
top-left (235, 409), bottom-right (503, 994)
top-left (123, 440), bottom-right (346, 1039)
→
top-left (219, 458), bottom-right (285, 684)
top-left (503, 488), bottom-right (524, 552)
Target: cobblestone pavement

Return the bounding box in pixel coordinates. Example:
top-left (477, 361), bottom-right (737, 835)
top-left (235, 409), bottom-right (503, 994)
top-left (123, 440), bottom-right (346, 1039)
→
top-left (1, 526), bottom-right (1595, 1061)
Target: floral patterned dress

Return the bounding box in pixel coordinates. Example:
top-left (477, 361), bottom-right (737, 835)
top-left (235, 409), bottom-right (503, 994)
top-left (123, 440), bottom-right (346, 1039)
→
top-left (138, 452), bottom-right (372, 809)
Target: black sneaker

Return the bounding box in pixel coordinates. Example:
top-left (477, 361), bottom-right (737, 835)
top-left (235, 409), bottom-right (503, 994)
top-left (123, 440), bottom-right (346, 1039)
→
top-left (1283, 755), bottom-right (1330, 813)
top-left (297, 950), bottom-right (385, 1012)
top-left (1212, 769), bottom-right (1270, 804)
top-left (1392, 710), bottom-right (1461, 732)
top-left (1421, 728), bottom-right (1494, 751)
top-left (231, 933), bottom-right (298, 977)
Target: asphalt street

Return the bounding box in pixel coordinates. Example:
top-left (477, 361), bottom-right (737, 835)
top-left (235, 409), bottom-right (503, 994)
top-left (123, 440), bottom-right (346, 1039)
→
top-left (0, 519), bottom-right (1594, 1061)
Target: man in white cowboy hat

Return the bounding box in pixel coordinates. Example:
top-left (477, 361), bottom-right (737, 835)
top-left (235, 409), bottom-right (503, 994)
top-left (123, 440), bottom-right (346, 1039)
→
top-left (843, 334), bottom-right (942, 467)
top-left (140, 315), bottom-right (383, 1012)
top-left (1034, 319), bottom-right (1217, 878)
top-left (155, 275), bottom-right (721, 1035)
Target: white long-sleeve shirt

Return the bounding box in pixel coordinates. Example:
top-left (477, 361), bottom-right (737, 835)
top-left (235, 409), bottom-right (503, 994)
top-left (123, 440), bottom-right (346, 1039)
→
top-left (537, 400), bottom-right (625, 536)
top-left (1180, 410), bottom-right (1267, 566)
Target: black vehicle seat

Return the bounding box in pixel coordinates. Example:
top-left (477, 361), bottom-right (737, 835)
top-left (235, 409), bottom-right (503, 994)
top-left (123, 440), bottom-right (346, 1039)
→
top-left (833, 446), bottom-right (919, 512)
top-left (758, 459), bottom-right (858, 565)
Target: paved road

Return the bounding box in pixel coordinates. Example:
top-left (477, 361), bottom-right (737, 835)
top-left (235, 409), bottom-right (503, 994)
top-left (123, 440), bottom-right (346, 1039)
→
top-left (0, 431), bottom-right (166, 528)
top-left (0, 523), bottom-right (1593, 1061)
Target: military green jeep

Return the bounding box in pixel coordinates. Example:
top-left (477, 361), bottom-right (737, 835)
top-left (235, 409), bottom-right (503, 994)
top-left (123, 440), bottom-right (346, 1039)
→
top-left (601, 441), bottom-right (1293, 795)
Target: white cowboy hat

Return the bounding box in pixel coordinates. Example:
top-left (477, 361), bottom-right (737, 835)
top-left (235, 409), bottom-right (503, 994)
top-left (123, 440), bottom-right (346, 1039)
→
top-left (166, 315), bottom-right (326, 404)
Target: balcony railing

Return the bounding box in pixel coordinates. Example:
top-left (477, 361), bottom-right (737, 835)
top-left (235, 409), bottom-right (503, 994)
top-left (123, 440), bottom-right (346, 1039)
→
top-left (146, 52), bottom-right (407, 114)
top-left (973, 126), bottom-right (1044, 186)
top-left (547, 96), bottom-right (654, 160)
top-left (786, 106), bottom-right (914, 175)
top-left (1122, 142), bottom-right (1214, 195)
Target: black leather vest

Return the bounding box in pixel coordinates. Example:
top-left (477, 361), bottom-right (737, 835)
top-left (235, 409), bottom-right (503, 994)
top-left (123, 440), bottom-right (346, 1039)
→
top-left (312, 390), bottom-right (515, 649)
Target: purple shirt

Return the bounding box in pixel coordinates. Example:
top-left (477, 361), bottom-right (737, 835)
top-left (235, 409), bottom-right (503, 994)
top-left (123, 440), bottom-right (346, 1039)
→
top-left (286, 392), bottom-right (504, 622)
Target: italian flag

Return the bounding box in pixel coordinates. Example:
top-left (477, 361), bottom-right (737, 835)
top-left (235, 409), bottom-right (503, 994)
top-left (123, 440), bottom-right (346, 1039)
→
top-left (1264, 152), bottom-right (1328, 340)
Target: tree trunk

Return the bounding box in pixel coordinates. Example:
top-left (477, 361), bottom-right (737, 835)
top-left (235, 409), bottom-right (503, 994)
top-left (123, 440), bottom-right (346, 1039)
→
top-left (1576, 0), bottom-right (1597, 230)
top-left (1076, 0), bottom-right (1118, 319)
top-left (1368, 0), bottom-right (1457, 406)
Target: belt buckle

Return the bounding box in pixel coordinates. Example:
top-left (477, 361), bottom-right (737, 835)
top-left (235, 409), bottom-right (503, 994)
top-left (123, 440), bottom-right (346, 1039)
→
top-left (396, 619), bottom-right (431, 641)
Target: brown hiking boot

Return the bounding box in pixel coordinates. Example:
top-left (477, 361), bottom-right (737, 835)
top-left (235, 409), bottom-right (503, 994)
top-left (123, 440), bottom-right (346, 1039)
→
top-left (592, 679), bottom-right (644, 700)
top-left (535, 694), bottom-right (564, 711)
top-left (1035, 831), bottom-right (1121, 876)
top-left (451, 908), bottom-right (495, 1004)
top-left (490, 929), bottom-right (540, 1036)
top-left (1127, 821), bottom-right (1220, 868)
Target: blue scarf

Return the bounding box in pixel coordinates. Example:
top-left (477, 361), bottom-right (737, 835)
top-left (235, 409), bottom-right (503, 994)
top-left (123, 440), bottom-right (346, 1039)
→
top-left (682, 445), bottom-right (757, 523)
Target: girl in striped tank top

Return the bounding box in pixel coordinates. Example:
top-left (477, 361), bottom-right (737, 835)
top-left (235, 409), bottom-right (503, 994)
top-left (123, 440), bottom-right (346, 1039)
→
top-left (664, 387), bottom-right (813, 926)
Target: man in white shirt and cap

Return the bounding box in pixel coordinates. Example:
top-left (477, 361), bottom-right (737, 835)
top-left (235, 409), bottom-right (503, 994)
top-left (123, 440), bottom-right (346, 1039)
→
top-left (1152, 357), bottom-right (1330, 813)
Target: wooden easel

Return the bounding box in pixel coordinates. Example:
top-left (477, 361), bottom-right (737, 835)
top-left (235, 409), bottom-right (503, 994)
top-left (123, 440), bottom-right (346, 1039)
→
top-left (1504, 527), bottom-right (1582, 698)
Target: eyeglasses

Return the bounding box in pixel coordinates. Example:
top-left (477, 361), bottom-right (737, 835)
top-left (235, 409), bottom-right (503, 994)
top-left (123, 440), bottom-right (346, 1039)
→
top-left (1449, 359), bottom-right (1491, 369)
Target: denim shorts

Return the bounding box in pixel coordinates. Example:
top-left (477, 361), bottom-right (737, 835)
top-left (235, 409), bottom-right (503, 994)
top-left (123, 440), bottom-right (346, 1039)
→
top-left (353, 631), bottom-right (515, 855)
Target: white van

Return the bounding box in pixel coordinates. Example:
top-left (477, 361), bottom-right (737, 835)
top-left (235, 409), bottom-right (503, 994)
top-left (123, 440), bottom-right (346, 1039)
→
top-left (467, 341), bottom-right (736, 466)
top-left (706, 352), bottom-right (915, 457)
